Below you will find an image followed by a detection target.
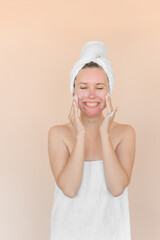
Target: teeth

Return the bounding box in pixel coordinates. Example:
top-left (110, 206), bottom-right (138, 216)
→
top-left (85, 102), bottom-right (99, 106)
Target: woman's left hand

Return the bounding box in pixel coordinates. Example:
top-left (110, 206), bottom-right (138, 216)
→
top-left (99, 93), bottom-right (119, 135)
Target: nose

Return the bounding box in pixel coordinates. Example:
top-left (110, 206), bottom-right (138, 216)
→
top-left (87, 89), bottom-right (97, 98)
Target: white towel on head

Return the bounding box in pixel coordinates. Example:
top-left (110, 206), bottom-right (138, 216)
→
top-left (69, 41), bottom-right (114, 96)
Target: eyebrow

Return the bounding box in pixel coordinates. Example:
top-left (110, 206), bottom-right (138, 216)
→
top-left (78, 82), bottom-right (106, 86)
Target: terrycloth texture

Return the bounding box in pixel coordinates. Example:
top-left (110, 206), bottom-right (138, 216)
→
top-left (50, 160), bottom-right (131, 240)
top-left (70, 41), bottom-right (114, 96)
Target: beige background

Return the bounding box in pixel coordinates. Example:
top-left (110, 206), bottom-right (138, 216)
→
top-left (0, 0), bottom-right (160, 239)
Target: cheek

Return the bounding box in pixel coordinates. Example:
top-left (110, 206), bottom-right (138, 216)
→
top-left (95, 91), bottom-right (107, 102)
top-left (76, 89), bottom-right (89, 100)
top-left (96, 91), bottom-right (107, 111)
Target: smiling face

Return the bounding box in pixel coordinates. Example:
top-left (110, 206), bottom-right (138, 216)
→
top-left (73, 67), bottom-right (109, 117)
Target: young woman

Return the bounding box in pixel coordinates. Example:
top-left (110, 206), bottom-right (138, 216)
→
top-left (48, 41), bottom-right (136, 240)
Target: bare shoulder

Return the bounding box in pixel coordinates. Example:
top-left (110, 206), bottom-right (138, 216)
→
top-left (48, 124), bottom-right (66, 134)
top-left (48, 123), bottom-right (71, 139)
top-left (111, 121), bottom-right (136, 146)
top-left (112, 120), bottom-right (135, 130)
top-left (120, 122), bottom-right (135, 130)
top-left (119, 123), bottom-right (136, 137)
top-left (115, 122), bottom-right (136, 143)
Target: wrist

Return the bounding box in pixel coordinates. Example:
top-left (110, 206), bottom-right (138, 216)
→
top-left (76, 131), bottom-right (85, 139)
top-left (100, 131), bottom-right (110, 139)
top-left (100, 129), bottom-right (109, 136)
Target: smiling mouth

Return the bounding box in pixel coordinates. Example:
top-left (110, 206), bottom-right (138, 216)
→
top-left (83, 102), bottom-right (100, 108)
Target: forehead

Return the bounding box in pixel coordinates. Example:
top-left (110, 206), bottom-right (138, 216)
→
top-left (75, 67), bottom-right (108, 85)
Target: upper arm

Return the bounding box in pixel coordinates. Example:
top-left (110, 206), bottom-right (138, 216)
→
top-left (115, 124), bottom-right (136, 184)
top-left (48, 126), bottom-right (70, 185)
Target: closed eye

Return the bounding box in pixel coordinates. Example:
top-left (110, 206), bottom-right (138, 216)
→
top-left (80, 87), bottom-right (103, 90)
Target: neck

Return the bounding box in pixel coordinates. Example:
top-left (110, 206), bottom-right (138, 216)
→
top-left (80, 112), bottom-right (104, 133)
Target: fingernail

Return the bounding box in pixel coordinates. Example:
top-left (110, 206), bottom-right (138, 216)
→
top-left (107, 93), bottom-right (110, 97)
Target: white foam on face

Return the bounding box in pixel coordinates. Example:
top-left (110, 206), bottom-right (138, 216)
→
top-left (95, 91), bottom-right (108, 103)
top-left (76, 91), bottom-right (89, 100)
top-left (74, 91), bottom-right (109, 103)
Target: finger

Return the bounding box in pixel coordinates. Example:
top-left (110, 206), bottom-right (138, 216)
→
top-left (115, 106), bottom-right (119, 112)
top-left (69, 100), bottom-right (74, 119)
top-left (105, 95), bottom-right (111, 113)
top-left (105, 94), bottom-right (113, 113)
top-left (73, 100), bottom-right (79, 119)
top-left (75, 95), bottom-right (80, 118)
top-left (106, 92), bottom-right (113, 108)
top-left (73, 100), bottom-right (76, 114)
top-left (108, 106), bottom-right (119, 119)
top-left (102, 97), bottom-right (108, 116)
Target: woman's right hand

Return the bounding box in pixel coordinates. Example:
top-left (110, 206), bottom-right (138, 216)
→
top-left (68, 95), bottom-right (85, 136)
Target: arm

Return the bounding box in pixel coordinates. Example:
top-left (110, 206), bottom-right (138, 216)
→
top-left (48, 126), bottom-right (85, 198)
top-left (100, 124), bottom-right (136, 197)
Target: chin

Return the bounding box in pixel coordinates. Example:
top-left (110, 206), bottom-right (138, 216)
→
top-left (84, 110), bottom-right (103, 117)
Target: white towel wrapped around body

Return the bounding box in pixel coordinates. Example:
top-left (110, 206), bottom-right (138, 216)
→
top-left (69, 41), bottom-right (114, 96)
